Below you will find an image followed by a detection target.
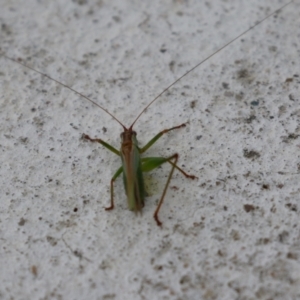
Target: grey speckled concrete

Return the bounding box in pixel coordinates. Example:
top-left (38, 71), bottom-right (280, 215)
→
top-left (0, 0), bottom-right (299, 299)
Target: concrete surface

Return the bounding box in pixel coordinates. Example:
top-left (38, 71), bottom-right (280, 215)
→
top-left (0, 0), bottom-right (299, 299)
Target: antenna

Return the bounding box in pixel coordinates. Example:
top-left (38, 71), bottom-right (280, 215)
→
top-left (2, 1), bottom-right (293, 131)
top-left (2, 55), bottom-right (127, 129)
top-left (129, 0), bottom-right (293, 129)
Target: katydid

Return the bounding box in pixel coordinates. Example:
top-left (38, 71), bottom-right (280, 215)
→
top-left (1, 1), bottom-right (293, 226)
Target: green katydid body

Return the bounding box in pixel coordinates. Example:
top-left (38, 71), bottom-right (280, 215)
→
top-left (120, 130), bottom-right (145, 212)
top-left (83, 122), bottom-right (194, 226)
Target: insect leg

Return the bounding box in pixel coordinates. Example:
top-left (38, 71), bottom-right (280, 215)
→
top-left (139, 123), bottom-right (187, 153)
top-left (83, 134), bottom-right (120, 156)
top-left (166, 159), bottom-right (197, 180)
top-left (106, 166), bottom-right (123, 210)
top-left (152, 154), bottom-right (178, 226)
top-left (142, 157), bottom-right (196, 179)
top-left (141, 154), bottom-right (195, 226)
top-left (83, 134), bottom-right (122, 211)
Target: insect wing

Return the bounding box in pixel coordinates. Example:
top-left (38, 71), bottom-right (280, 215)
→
top-left (121, 134), bottom-right (145, 212)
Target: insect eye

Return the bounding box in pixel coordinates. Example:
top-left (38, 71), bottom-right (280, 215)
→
top-left (132, 131), bottom-right (137, 136)
top-left (120, 133), bottom-right (124, 138)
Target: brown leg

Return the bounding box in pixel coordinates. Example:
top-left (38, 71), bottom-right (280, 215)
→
top-left (153, 153), bottom-right (179, 226)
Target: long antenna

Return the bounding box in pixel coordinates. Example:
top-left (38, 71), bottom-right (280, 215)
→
top-left (2, 1), bottom-right (293, 131)
top-left (2, 55), bottom-right (126, 129)
top-left (130, 0), bottom-right (293, 129)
